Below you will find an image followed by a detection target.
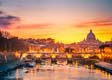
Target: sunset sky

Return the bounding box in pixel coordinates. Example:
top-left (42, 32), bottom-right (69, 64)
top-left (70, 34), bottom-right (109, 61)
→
top-left (0, 0), bottom-right (112, 43)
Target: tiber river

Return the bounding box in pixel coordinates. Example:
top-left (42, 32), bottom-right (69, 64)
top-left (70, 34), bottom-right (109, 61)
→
top-left (0, 60), bottom-right (112, 80)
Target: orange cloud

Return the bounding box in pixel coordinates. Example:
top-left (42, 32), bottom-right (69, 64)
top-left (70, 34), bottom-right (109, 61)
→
top-left (14, 23), bottom-right (53, 29)
top-left (75, 19), bottom-right (112, 27)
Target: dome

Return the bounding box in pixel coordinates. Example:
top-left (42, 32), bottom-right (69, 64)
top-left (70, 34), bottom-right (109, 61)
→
top-left (86, 29), bottom-right (96, 41)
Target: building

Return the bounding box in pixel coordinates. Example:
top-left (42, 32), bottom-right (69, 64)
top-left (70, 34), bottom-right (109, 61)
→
top-left (103, 39), bottom-right (112, 53)
top-left (77, 29), bottom-right (103, 53)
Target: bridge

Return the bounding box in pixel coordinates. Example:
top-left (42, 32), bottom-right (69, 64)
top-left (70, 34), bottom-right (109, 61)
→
top-left (0, 51), bottom-right (111, 64)
top-left (15, 51), bottom-right (107, 64)
top-left (18, 51), bottom-right (107, 60)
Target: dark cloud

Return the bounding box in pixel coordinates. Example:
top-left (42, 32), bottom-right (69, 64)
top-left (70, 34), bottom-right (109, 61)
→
top-left (75, 19), bottom-right (112, 27)
top-left (0, 11), bottom-right (4, 14)
top-left (0, 14), bottom-right (20, 28)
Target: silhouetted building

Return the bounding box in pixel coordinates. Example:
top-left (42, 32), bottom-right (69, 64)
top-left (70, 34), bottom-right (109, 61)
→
top-left (77, 29), bottom-right (103, 53)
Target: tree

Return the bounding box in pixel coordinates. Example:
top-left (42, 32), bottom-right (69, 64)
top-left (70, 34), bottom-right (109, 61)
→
top-left (99, 44), bottom-right (109, 53)
top-left (0, 31), bottom-right (28, 51)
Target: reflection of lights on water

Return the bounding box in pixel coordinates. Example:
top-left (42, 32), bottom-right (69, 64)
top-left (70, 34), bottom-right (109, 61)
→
top-left (97, 68), bottom-right (112, 80)
top-left (84, 65), bottom-right (89, 69)
top-left (74, 61), bottom-right (78, 68)
top-left (2, 62), bottom-right (112, 80)
top-left (90, 65), bottom-right (94, 69)
top-left (103, 72), bottom-right (111, 80)
top-left (107, 73), bottom-right (111, 80)
top-left (16, 69), bottom-right (19, 80)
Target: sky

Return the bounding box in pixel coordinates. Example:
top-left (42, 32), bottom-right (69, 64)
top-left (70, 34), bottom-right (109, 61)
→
top-left (0, 0), bottom-right (112, 43)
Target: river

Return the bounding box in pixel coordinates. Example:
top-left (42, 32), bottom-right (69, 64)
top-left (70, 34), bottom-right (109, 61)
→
top-left (0, 61), bottom-right (112, 80)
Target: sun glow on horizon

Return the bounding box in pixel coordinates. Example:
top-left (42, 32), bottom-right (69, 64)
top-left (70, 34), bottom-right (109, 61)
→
top-left (4, 25), bottom-right (112, 44)
top-left (0, 0), bottom-right (112, 44)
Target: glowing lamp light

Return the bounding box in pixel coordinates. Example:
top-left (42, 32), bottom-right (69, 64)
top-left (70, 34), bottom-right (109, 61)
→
top-left (82, 54), bottom-right (90, 59)
top-left (51, 54), bottom-right (56, 58)
top-left (35, 54), bottom-right (42, 58)
top-left (67, 53), bottom-right (72, 58)
top-left (22, 53), bottom-right (28, 58)
top-left (97, 54), bottom-right (102, 59)
top-left (15, 51), bottom-right (20, 58)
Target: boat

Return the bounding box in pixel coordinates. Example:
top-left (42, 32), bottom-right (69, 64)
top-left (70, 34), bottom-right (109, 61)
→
top-left (24, 60), bottom-right (36, 67)
top-left (57, 60), bottom-right (67, 65)
top-left (39, 65), bottom-right (54, 70)
top-left (23, 68), bottom-right (29, 73)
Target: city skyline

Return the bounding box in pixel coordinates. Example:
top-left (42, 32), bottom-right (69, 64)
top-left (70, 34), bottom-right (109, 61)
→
top-left (0, 0), bottom-right (112, 43)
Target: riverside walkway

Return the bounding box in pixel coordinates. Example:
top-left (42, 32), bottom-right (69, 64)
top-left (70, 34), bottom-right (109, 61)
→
top-left (95, 62), bottom-right (112, 74)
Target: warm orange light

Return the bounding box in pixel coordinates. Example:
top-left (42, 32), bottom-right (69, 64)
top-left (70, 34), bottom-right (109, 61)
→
top-left (82, 54), bottom-right (90, 58)
top-left (15, 51), bottom-right (20, 58)
top-left (66, 53), bottom-right (72, 58)
top-left (6, 24), bottom-right (112, 44)
top-left (96, 54), bottom-right (102, 59)
top-left (34, 54), bottom-right (42, 58)
top-left (104, 47), bottom-right (112, 53)
top-left (22, 53), bottom-right (28, 58)
top-left (51, 54), bottom-right (57, 58)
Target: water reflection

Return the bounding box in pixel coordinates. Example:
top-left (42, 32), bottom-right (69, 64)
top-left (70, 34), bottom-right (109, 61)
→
top-left (0, 61), bottom-right (112, 80)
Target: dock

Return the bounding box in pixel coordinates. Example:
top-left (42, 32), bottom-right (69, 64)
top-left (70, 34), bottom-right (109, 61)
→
top-left (95, 62), bottom-right (112, 74)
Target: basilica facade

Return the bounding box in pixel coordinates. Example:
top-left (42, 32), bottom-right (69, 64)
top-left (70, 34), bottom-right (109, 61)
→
top-left (77, 30), bottom-right (103, 53)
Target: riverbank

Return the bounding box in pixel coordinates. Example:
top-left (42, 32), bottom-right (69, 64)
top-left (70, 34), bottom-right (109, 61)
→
top-left (95, 62), bottom-right (112, 74)
top-left (0, 60), bottom-right (21, 73)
